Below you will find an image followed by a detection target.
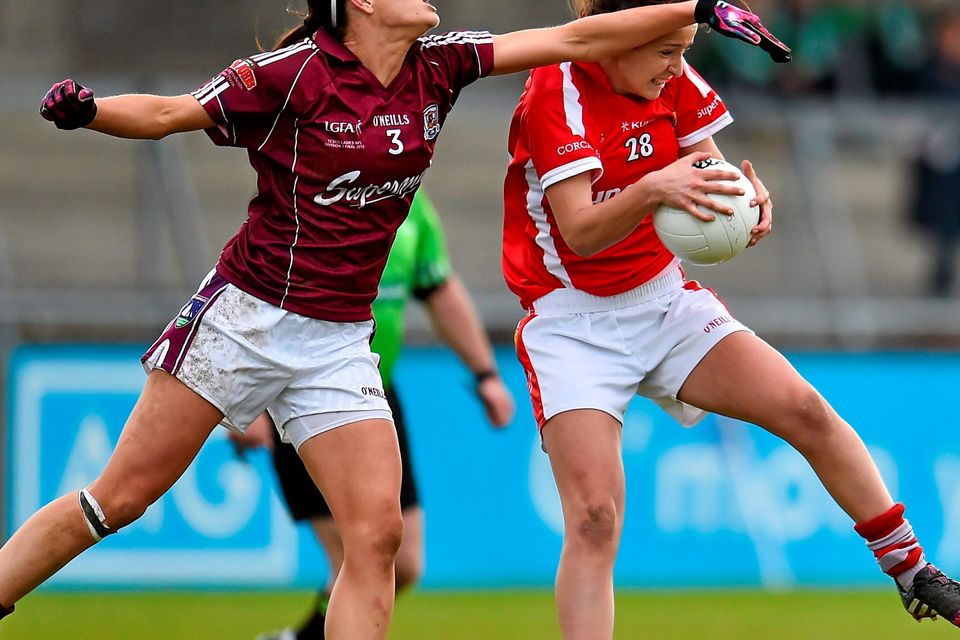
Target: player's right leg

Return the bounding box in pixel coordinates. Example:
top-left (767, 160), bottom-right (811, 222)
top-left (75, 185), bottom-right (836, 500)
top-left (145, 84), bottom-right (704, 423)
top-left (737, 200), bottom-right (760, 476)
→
top-left (514, 290), bottom-right (648, 639)
top-left (0, 370), bottom-right (222, 611)
top-left (543, 410), bottom-right (625, 640)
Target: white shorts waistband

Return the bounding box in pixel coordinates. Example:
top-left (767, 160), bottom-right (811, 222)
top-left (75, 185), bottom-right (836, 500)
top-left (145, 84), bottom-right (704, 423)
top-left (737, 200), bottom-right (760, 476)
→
top-left (531, 268), bottom-right (684, 315)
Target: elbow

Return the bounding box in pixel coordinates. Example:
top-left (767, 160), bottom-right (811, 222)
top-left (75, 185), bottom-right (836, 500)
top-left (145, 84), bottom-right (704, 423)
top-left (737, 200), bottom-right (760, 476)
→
top-left (564, 231), bottom-right (602, 258)
top-left (149, 107), bottom-right (185, 140)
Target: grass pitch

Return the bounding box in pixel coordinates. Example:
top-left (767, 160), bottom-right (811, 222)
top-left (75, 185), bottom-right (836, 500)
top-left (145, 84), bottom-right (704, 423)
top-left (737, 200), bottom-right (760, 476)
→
top-left (3, 589), bottom-right (956, 639)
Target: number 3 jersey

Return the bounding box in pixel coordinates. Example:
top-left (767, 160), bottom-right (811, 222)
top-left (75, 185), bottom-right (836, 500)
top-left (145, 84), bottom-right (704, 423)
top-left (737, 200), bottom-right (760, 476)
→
top-left (502, 60), bottom-right (733, 310)
top-left (192, 30), bottom-right (493, 322)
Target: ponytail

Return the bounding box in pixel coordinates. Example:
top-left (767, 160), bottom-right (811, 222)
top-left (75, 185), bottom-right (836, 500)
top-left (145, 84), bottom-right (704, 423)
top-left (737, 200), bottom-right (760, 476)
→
top-left (572, 0), bottom-right (680, 18)
top-left (273, 0), bottom-right (348, 50)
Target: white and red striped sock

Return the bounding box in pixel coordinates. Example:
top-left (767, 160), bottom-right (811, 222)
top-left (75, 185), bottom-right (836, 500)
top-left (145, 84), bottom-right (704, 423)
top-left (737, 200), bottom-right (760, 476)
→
top-left (854, 503), bottom-right (928, 589)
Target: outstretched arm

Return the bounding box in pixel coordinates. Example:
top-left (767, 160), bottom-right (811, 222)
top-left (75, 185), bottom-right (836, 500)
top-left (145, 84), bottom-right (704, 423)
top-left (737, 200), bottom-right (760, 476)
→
top-left (490, 0), bottom-right (790, 75)
top-left (89, 94), bottom-right (214, 139)
top-left (41, 80), bottom-right (213, 139)
top-left (423, 276), bottom-right (515, 428)
top-left (491, 1), bottom-right (696, 75)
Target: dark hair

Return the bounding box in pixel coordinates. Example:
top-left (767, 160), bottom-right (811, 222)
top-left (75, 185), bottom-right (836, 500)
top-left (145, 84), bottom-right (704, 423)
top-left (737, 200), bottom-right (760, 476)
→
top-left (274, 0), bottom-right (349, 49)
top-left (570, 0), bottom-right (680, 18)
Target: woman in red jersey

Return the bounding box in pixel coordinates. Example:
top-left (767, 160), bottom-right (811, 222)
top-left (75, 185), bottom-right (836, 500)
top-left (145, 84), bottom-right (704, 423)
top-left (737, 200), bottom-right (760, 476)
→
top-left (1, 1), bottom-right (788, 637)
top-left (504, 1), bottom-right (960, 636)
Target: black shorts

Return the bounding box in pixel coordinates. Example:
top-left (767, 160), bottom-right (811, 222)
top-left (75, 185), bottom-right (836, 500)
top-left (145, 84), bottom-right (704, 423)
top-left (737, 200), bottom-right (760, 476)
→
top-left (270, 386), bottom-right (419, 521)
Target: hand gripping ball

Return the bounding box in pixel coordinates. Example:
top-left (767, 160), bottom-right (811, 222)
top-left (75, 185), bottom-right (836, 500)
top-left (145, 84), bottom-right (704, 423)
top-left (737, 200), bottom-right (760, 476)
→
top-left (653, 158), bottom-right (760, 265)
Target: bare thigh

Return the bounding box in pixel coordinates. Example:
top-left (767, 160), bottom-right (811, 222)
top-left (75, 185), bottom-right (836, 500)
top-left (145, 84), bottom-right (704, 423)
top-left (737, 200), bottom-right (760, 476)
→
top-left (678, 332), bottom-right (821, 431)
top-left (297, 419), bottom-right (403, 534)
top-left (88, 370), bottom-right (222, 519)
top-left (543, 410), bottom-right (625, 536)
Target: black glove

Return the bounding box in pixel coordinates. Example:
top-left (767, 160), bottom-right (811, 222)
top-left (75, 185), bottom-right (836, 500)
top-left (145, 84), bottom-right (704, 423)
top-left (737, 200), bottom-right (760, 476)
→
top-left (40, 80), bottom-right (98, 130)
top-left (695, 0), bottom-right (792, 64)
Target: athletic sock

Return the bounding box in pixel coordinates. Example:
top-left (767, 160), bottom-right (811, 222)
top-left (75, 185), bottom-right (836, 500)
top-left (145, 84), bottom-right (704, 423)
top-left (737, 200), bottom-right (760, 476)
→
top-left (854, 503), bottom-right (928, 589)
top-left (296, 590), bottom-right (330, 640)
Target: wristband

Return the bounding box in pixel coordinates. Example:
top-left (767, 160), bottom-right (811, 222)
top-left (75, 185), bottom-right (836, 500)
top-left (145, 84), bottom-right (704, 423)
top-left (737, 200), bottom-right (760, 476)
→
top-left (473, 369), bottom-right (498, 385)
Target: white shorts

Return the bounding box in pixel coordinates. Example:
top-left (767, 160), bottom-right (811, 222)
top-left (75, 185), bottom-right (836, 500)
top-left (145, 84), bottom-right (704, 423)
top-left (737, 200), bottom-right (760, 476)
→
top-left (514, 268), bottom-right (752, 429)
top-left (142, 270), bottom-right (392, 448)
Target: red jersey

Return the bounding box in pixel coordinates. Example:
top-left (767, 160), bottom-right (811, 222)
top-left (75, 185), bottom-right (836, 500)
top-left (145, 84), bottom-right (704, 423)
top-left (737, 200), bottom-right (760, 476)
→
top-left (502, 60), bottom-right (732, 310)
top-left (192, 30), bottom-right (494, 321)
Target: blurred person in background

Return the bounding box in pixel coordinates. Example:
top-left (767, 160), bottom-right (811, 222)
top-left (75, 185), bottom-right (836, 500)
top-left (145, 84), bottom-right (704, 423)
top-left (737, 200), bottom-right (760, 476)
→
top-left (691, 0), bottom-right (925, 97)
top-left (234, 190), bottom-right (515, 640)
top-left (909, 11), bottom-right (960, 296)
top-left (504, 0), bottom-right (960, 637)
top-left (0, 0), bottom-right (785, 636)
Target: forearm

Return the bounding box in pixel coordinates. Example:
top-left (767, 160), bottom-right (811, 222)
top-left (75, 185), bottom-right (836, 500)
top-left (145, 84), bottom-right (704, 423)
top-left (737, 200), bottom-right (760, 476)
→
top-left (88, 94), bottom-right (210, 140)
top-left (491, 1), bottom-right (696, 75)
top-left (425, 277), bottom-right (497, 376)
top-left (555, 181), bottom-right (660, 258)
top-left (564, 1), bottom-right (696, 61)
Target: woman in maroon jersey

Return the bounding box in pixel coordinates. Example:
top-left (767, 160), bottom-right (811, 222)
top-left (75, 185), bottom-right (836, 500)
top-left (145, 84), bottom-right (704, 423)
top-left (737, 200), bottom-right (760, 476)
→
top-left (503, 0), bottom-right (960, 636)
top-left (1, 1), bottom-right (788, 637)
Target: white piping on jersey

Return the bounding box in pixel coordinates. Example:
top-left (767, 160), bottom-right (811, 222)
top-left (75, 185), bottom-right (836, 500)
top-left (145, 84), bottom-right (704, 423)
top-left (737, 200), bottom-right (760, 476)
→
top-left (250, 40), bottom-right (316, 66)
top-left (193, 77), bottom-right (220, 100)
top-left (418, 31), bottom-right (493, 48)
top-left (257, 50), bottom-right (320, 152)
top-left (559, 62), bottom-right (587, 138)
top-left (280, 117), bottom-right (303, 309)
top-left (682, 58), bottom-right (712, 98)
top-left (540, 157), bottom-right (604, 192)
top-left (677, 112), bottom-right (734, 148)
top-left (194, 42), bottom-right (316, 113)
top-left (525, 160), bottom-right (573, 288)
top-left (213, 94), bottom-right (228, 133)
top-left (194, 78), bottom-right (229, 107)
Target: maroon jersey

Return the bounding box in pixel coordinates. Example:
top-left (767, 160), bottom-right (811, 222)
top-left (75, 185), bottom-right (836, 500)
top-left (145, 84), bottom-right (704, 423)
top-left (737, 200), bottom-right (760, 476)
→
top-left (192, 30), bottom-right (494, 321)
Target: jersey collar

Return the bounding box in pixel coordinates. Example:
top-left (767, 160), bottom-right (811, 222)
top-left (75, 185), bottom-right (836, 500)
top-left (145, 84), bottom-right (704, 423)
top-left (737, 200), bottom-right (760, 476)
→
top-left (311, 29), bottom-right (362, 64)
top-left (574, 61), bottom-right (616, 94)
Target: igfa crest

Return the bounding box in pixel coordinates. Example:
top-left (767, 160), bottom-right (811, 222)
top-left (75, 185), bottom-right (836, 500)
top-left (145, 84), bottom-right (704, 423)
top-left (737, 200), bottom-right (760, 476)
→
top-left (423, 104), bottom-right (441, 141)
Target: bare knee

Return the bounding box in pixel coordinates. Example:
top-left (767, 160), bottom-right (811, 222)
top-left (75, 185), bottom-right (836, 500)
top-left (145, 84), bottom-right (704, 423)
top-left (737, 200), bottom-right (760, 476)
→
top-left (770, 385), bottom-right (838, 452)
top-left (85, 482), bottom-right (156, 531)
top-left (567, 498), bottom-right (619, 556)
top-left (343, 504), bottom-right (404, 569)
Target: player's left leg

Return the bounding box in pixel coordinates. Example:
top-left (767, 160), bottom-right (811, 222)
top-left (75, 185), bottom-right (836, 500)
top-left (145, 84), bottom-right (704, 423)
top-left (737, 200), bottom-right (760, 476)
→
top-left (679, 331), bottom-right (960, 626)
top-left (297, 418), bottom-right (403, 640)
top-left (279, 506), bottom-right (421, 640)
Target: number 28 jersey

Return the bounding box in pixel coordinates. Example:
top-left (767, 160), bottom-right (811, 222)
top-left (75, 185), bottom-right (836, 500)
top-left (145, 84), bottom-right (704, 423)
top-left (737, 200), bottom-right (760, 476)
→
top-left (502, 60), bottom-right (733, 310)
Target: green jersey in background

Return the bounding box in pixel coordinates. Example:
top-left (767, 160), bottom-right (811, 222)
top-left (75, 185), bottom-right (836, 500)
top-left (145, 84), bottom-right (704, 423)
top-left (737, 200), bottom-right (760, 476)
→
top-left (372, 191), bottom-right (451, 390)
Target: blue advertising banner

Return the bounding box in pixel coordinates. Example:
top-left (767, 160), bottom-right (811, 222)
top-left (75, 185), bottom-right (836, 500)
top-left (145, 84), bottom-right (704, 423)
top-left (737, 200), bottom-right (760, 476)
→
top-left (6, 345), bottom-right (960, 589)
